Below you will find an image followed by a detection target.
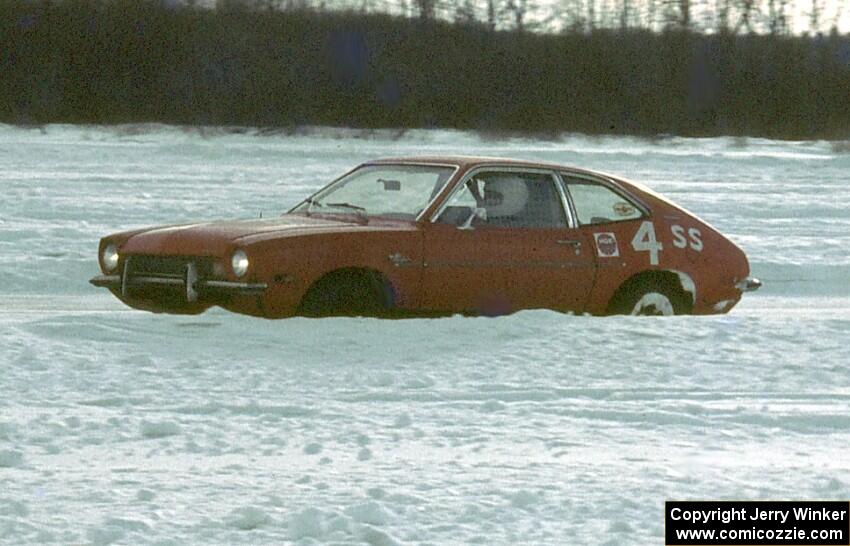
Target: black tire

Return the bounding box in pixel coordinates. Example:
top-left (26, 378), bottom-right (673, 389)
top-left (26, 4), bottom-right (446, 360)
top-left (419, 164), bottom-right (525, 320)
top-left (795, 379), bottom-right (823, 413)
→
top-left (298, 269), bottom-right (393, 317)
top-left (606, 274), bottom-right (692, 316)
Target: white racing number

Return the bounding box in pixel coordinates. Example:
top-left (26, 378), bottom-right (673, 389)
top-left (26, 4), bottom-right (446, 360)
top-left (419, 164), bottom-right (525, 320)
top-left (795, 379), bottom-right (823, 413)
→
top-left (671, 225), bottom-right (703, 251)
top-left (631, 220), bottom-right (663, 265)
top-left (634, 222), bottom-right (704, 265)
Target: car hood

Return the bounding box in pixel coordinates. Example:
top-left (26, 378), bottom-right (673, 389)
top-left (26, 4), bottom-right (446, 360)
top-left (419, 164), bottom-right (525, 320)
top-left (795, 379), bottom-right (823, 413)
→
top-left (119, 215), bottom-right (362, 256)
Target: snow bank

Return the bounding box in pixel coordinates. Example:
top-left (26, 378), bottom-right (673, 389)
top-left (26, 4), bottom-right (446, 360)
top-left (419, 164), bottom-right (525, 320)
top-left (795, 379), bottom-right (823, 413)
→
top-left (1, 124), bottom-right (848, 545)
top-left (226, 507), bottom-right (272, 530)
top-left (0, 450), bottom-right (23, 468)
top-left (139, 421), bottom-right (181, 439)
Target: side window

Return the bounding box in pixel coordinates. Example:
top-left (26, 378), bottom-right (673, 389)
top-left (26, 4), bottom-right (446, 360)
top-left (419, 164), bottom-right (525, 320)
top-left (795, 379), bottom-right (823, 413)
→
top-left (564, 176), bottom-right (643, 226)
top-left (437, 171), bottom-right (567, 228)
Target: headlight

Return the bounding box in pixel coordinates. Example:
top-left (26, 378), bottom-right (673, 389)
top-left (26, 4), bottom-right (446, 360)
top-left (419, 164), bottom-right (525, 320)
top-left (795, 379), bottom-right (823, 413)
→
top-left (101, 243), bottom-right (119, 273)
top-left (231, 249), bottom-right (249, 277)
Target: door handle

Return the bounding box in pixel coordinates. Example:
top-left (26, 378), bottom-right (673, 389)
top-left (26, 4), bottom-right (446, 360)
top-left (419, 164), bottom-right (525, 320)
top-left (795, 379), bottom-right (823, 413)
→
top-left (556, 239), bottom-right (582, 255)
top-left (388, 252), bottom-right (414, 267)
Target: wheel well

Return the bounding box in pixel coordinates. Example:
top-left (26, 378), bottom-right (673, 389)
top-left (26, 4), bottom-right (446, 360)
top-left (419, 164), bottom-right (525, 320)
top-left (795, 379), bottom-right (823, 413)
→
top-left (298, 267), bottom-right (395, 316)
top-left (606, 270), bottom-right (693, 315)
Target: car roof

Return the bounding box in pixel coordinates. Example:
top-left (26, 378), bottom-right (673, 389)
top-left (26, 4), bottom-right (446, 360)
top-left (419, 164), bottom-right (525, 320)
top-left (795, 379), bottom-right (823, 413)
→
top-left (365, 155), bottom-right (601, 176)
top-left (365, 155), bottom-right (663, 216)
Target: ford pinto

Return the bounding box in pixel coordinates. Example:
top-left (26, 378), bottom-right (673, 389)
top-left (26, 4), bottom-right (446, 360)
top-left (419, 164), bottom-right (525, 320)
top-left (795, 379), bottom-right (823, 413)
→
top-left (90, 156), bottom-right (761, 317)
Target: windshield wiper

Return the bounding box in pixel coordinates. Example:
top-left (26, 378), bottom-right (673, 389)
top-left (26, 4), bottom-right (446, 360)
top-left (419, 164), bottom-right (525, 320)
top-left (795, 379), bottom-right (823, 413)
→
top-left (326, 202), bottom-right (367, 215)
top-left (303, 197), bottom-right (324, 216)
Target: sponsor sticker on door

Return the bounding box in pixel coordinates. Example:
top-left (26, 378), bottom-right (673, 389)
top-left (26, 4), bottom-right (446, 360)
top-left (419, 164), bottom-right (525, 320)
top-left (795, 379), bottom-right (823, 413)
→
top-left (594, 232), bottom-right (619, 257)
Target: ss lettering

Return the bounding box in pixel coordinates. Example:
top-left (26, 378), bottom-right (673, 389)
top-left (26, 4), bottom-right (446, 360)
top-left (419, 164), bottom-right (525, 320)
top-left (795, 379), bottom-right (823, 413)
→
top-left (671, 224), bottom-right (703, 252)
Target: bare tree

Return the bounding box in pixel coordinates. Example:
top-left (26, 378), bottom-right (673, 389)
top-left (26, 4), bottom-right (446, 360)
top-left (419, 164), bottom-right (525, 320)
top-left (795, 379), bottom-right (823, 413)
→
top-left (556, 0), bottom-right (584, 31)
top-left (733, 0), bottom-right (757, 33)
top-left (619, 0), bottom-right (631, 28)
top-left (587, 0), bottom-right (597, 29)
top-left (216, 0), bottom-right (279, 10)
top-left (809, 0), bottom-right (822, 32)
top-left (487, 0), bottom-right (498, 27)
top-left (713, 0), bottom-right (731, 31)
top-left (644, 0), bottom-right (659, 29)
top-left (414, 0), bottom-right (438, 19)
top-left (679, 0), bottom-right (692, 29)
top-left (661, 0), bottom-right (691, 29)
top-left (505, 0), bottom-right (531, 30)
top-left (829, 0), bottom-right (847, 30)
top-left (453, 0), bottom-right (478, 22)
top-left (766, 0), bottom-right (790, 34)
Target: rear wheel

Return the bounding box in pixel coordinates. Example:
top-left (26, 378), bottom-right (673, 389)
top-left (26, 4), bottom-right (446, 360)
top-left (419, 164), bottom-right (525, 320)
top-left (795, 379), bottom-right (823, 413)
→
top-left (299, 269), bottom-right (393, 317)
top-left (607, 274), bottom-right (691, 316)
top-left (628, 290), bottom-right (677, 316)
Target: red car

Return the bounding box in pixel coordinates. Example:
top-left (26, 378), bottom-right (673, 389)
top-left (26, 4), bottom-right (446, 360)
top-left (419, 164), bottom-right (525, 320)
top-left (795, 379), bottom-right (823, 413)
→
top-left (91, 156), bottom-right (760, 318)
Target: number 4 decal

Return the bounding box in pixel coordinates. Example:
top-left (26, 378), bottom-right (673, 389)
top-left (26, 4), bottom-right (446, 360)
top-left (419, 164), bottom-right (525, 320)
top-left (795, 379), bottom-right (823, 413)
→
top-left (631, 221), bottom-right (663, 265)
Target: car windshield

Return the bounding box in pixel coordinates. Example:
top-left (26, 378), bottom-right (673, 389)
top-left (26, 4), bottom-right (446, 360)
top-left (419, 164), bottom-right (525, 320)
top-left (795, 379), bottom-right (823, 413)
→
top-left (293, 164), bottom-right (456, 220)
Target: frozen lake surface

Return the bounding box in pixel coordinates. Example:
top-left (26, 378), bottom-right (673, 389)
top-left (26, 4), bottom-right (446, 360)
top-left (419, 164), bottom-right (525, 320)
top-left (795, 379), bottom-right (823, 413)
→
top-left (1, 124), bottom-right (849, 544)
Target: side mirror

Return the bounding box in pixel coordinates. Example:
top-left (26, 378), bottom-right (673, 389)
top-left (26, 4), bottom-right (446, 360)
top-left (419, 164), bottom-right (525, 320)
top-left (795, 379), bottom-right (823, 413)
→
top-left (458, 207), bottom-right (486, 230)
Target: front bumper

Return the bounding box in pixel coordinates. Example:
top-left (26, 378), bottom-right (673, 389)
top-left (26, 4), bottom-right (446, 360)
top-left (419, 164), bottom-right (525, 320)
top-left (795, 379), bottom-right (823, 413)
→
top-left (91, 255), bottom-right (267, 303)
top-left (736, 276), bottom-right (762, 292)
top-left (90, 268), bottom-right (267, 304)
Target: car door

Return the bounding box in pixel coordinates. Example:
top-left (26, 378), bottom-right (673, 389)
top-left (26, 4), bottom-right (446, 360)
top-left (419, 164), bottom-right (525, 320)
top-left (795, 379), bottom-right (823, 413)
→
top-left (422, 168), bottom-right (596, 314)
top-left (560, 171), bottom-right (651, 313)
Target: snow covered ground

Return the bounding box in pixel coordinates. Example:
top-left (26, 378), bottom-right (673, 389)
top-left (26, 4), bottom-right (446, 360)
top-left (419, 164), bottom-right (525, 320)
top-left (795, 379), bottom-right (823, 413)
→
top-left (1, 124), bottom-right (849, 544)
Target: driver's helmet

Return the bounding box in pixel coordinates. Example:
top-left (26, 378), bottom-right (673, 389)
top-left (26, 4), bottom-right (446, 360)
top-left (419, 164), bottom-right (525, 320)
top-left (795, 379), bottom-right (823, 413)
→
top-left (482, 176), bottom-right (529, 218)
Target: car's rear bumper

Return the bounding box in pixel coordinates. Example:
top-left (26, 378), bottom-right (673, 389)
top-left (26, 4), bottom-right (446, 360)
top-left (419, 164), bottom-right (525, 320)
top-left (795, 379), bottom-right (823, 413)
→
top-left (90, 275), bottom-right (267, 296)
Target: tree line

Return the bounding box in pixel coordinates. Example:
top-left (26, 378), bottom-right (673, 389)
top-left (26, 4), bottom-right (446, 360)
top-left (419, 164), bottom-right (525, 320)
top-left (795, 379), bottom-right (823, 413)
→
top-left (1, 0), bottom-right (848, 138)
top-left (220, 0), bottom-right (847, 35)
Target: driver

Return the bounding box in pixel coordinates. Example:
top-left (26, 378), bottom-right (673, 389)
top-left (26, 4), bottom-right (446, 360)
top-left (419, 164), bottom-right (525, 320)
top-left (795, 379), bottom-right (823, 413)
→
top-left (480, 175), bottom-right (529, 225)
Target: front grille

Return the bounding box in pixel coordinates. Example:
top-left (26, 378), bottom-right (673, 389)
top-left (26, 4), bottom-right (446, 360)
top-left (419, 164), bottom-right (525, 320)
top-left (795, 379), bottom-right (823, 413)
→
top-left (125, 255), bottom-right (214, 278)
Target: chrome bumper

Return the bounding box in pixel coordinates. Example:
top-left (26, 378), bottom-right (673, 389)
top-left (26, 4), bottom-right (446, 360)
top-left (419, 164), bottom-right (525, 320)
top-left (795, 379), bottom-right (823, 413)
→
top-left (90, 274), bottom-right (267, 297)
top-left (735, 276), bottom-right (762, 292)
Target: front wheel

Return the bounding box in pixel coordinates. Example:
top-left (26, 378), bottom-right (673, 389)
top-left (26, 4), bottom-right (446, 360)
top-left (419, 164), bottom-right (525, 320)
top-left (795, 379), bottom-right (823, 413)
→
top-left (298, 269), bottom-right (393, 317)
top-left (607, 275), bottom-right (692, 316)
